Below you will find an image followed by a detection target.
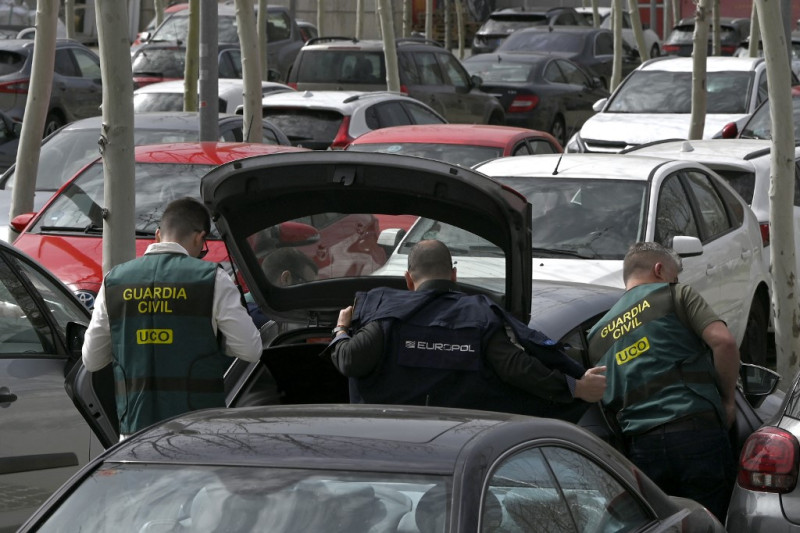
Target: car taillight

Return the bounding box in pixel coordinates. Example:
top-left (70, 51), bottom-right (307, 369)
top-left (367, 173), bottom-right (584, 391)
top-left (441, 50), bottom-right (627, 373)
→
top-left (759, 223), bottom-right (770, 247)
top-left (721, 45), bottom-right (737, 55)
top-left (662, 44), bottom-right (679, 54)
top-left (508, 95), bottom-right (539, 113)
top-left (738, 427), bottom-right (799, 493)
top-left (399, 85), bottom-right (409, 95)
top-left (288, 82), bottom-right (297, 89)
top-left (329, 115), bottom-right (352, 149)
top-left (0, 78), bottom-right (30, 93)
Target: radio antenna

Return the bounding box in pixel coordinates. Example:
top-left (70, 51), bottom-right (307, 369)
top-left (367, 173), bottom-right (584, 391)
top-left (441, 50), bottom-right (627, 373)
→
top-left (552, 150), bottom-right (565, 175)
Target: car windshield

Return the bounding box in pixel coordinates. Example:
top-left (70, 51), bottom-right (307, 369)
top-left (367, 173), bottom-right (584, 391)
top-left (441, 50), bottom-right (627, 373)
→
top-left (495, 176), bottom-right (647, 260)
top-left (347, 143), bottom-right (503, 167)
top-left (606, 70), bottom-right (754, 114)
top-left (152, 14), bottom-right (240, 43)
top-left (296, 51), bottom-right (385, 84)
top-left (498, 31), bottom-right (584, 53)
top-left (740, 94), bottom-right (800, 140)
top-left (263, 108), bottom-right (343, 148)
top-left (666, 24), bottom-right (741, 44)
top-left (29, 161), bottom-right (219, 237)
top-left (33, 463), bottom-right (449, 533)
top-left (480, 16), bottom-right (548, 34)
top-left (463, 60), bottom-right (535, 83)
top-left (132, 48), bottom-right (185, 76)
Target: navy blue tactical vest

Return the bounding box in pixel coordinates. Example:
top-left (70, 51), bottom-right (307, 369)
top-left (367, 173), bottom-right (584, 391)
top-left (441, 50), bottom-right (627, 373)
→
top-left (105, 252), bottom-right (228, 434)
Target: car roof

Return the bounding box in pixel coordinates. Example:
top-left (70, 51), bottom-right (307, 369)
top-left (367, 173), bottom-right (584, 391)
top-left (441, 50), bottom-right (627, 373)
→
top-left (349, 124), bottom-right (554, 147)
top-left (103, 404), bottom-right (574, 473)
top-left (638, 55), bottom-right (763, 72)
top-left (55, 112), bottom-right (245, 132)
top-left (512, 25), bottom-right (604, 35)
top-left (259, 90), bottom-right (413, 110)
top-left (626, 138), bottom-right (776, 163)
top-left (476, 152), bottom-right (669, 180)
top-left (299, 37), bottom-right (444, 52)
top-left (464, 51), bottom-right (556, 64)
top-left (134, 79), bottom-right (291, 95)
top-left (129, 142), bottom-right (305, 164)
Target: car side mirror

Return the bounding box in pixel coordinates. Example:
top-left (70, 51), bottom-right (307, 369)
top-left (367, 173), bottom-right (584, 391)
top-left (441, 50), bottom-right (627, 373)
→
top-left (592, 98), bottom-right (608, 112)
top-left (10, 212), bottom-right (36, 233)
top-left (470, 74), bottom-right (483, 88)
top-left (739, 363), bottom-right (780, 409)
top-left (720, 121), bottom-right (739, 139)
top-left (670, 235), bottom-right (703, 257)
top-left (139, 31), bottom-right (151, 42)
top-left (588, 77), bottom-right (603, 89)
top-left (267, 68), bottom-right (282, 82)
top-left (65, 321), bottom-right (88, 376)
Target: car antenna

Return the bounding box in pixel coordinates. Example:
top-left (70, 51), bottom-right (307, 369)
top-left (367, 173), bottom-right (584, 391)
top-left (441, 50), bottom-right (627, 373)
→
top-left (552, 150), bottom-right (564, 175)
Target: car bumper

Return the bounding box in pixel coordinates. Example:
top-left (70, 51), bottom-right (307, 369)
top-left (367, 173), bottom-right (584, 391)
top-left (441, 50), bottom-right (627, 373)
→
top-left (726, 486), bottom-right (800, 532)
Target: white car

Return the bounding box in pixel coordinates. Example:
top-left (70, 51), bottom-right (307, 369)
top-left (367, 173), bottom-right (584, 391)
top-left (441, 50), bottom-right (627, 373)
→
top-left (133, 78), bottom-right (293, 114)
top-left (567, 56), bottom-right (771, 153)
top-left (250, 90), bottom-right (447, 149)
top-left (574, 7), bottom-right (662, 58)
top-left (472, 153), bottom-right (771, 365)
top-left (625, 138), bottom-right (800, 287)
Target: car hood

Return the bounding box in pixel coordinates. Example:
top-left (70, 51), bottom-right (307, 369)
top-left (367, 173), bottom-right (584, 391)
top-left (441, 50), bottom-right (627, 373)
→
top-left (201, 151), bottom-right (533, 323)
top-left (579, 112), bottom-right (749, 146)
top-left (532, 258), bottom-right (624, 289)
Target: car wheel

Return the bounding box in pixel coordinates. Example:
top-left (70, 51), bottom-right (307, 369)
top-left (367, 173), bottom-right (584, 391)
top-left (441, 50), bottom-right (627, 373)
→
top-left (650, 43), bottom-right (660, 58)
top-left (43, 112), bottom-right (64, 137)
top-left (551, 115), bottom-right (566, 147)
top-left (740, 298), bottom-right (768, 366)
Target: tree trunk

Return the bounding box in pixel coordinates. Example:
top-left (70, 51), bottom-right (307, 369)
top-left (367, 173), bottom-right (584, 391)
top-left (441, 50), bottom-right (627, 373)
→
top-left (711, 0), bottom-right (721, 56)
top-left (64, 0), bottom-right (75, 39)
top-left (317, 0), bottom-right (324, 38)
top-left (672, 0), bottom-right (680, 24)
top-left (199, 0), bottom-right (219, 141)
top-left (235, 0), bottom-right (262, 143)
top-left (154, 0), bottom-right (165, 28)
top-left (749, 2), bottom-right (761, 59)
top-left (610, 0), bottom-right (623, 91)
top-left (425, 0), bottom-right (432, 40)
top-left (9, 0), bottom-right (58, 240)
top-left (755, 0), bottom-right (799, 388)
top-left (444, 0), bottom-right (450, 50)
top-left (627, 0), bottom-right (650, 61)
top-left (355, 0), bottom-right (364, 40)
top-left (455, 0), bottom-right (464, 59)
top-left (378, 0), bottom-right (399, 93)
top-left (96, 0), bottom-right (136, 272)
top-left (258, 0), bottom-right (268, 81)
top-left (688, 0), bottom-right (709, 140)
top-left (183, 0), bottom-right (199, 111)
top-left (402, 0), bottom-right (411, 38)
top-left (663, 0), bottom-right (671, 42)
top-left (591, 0), bottom-right (600, 27)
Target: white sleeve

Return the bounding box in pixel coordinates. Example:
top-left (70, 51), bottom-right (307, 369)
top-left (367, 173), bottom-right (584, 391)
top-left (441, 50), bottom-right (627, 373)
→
top-left (212, 268), bottom-right (262, 362)
top-left (81, 282), bottom-right (114, 372)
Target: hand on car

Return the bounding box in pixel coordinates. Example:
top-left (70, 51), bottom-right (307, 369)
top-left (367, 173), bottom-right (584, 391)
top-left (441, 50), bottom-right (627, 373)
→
top-left (337, 306), bottom-right (353, 329)
top-left (574, 366), bottom-right (607, 403)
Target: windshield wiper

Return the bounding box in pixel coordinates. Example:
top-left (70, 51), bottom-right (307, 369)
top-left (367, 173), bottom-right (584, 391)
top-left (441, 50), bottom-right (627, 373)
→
top-left (532, 247), bottom-right (594, 259)
top-left (40, 223), bottom-right (103, 234)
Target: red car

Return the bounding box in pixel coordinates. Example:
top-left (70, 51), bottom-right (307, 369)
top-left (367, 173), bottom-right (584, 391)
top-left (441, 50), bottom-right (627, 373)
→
top-left (345, 124), bottom-right (562, 167)
top-left (11, 143), bottom-right (307, 306)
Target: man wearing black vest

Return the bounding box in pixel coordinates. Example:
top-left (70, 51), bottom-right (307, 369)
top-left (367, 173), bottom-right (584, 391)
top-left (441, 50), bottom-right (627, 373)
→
top-left (587, 241), bottom-right (739, 521)
top-left (82, 197), bottom-right (262, 438)
top-left (324, 239), bottom-right (607, 421)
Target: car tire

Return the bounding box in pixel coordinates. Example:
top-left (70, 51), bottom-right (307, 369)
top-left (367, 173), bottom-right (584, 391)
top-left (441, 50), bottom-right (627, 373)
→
top-left (551, 115), bottom-right (566, 147)
top-left (43, 112), bottom-right (64, 137)
top-left (740, 298), bottom-right (768, 366)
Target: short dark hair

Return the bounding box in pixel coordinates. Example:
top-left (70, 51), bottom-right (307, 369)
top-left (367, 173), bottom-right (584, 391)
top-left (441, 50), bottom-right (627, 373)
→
top-left (407, 240), bottom-right (453, 280)
top-left (159, 197), bottom-right (211, 241)
top-left (623, 241), bottom-right (678, 283)
top-left (261, 247), bottom-right (318, 284)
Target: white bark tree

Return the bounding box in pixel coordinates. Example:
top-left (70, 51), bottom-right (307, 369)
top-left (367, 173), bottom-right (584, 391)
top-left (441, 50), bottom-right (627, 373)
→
top-left (454, 0), bottom-right (464, 59)
top-left (672, 0), bottom-right (680, 24)
top-left (183, 0), bottom-right (199, 111)
top-left (749, 2), bottom-right (761, 59)
top-left (96, 0), bottom-right (136, 271)
top-left (402, 0), bottom-right (411, 37)
top-left (317, 0), bottom-right (324, 38)
top-left (355, 0), bottom-right (364, 40)
top-left (688, 0), bottom-right (709, 140)
top-left (711, 0), bottom-right (721, 56)
top-left (444, 0), bottom-right (450, 50)
top-left (64, 0), bottom-right (75, 39)
top-left (235, 0), bottom-right (262, 143)
top-left (610, 0), bottom-right (623, 91)
top-left (9, 0), bottom-right (58, 239)
top-left (154, 0), bottom-right (165, 28)
top-left (425, 0), bottom-right (433, 40)
top-left (627, 0), bottom-right (650, 61)
top-left (378, 0), bottom-right (399, 93)
top-left (258, 0), bottom-right (268, 80)
top-left (591, 0), bottom-right (600, 27)
top-left (755, 0), bottom-right (799, 386)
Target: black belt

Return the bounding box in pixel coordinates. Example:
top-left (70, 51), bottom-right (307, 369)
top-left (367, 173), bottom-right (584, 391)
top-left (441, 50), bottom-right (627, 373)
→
top-left (634, 410), bottom-right (721, 437)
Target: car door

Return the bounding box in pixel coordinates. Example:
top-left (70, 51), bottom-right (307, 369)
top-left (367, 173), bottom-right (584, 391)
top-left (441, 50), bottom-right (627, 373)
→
top-left (407, 51), bottom-right (455, 121)
top-left (436, 51), bottom-right (488, 123)
top-left (53, 46), bottom-right (102, 121)
top-left (0, 245), bottom-right (93, 531)
top-left (551, 59), bottom-right (599, 131)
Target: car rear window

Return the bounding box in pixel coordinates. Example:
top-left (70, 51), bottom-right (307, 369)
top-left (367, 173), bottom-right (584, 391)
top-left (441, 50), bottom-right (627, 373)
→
top-left (480, 16), bottom-right (548, 34)
top-left (262, 108), bottom-right (343, 148)
top-left (132, 48), bottom-right (185, 77)
top-left (498, 31), bottom-right (583, 54)
top-left (296, 50), bottom-right (384, 84)
top-left (714, 170), bottom-right (755, 205)
top-left (0, 50), bottom-right (25, 75)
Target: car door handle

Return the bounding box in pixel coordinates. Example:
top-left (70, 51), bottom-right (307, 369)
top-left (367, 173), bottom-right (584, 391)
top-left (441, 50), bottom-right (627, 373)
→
top-left (0, 387), bottom-right (17, 404)
top-left (741, 249), bottom-right (752, 260)
top-left (706, 265), bottom-right (720, 275)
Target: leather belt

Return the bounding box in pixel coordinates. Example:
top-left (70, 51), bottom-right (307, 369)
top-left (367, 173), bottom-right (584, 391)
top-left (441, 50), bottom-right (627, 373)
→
top-left (635, 410), bottom-right (721, 437)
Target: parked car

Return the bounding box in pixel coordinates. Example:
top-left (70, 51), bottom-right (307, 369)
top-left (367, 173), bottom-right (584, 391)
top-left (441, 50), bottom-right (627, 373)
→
top-left (0, 107), bottom-right (20, 172)
top-left (133, 78), bottom-right (294, 114)
top-left (471, 6), bottom-right (589, 55)
top-left (0, 112), bottom-right (292, 241)
top-left (285, 37), bottom-right (506, 125)
top-left (722, 85), bottom-right (800, 142)
top-left (131, 2), bottom-right (188, 48)
top-left (0, 38), bottom-right (102, 135)
top-left (574, 6), bottom-right (662, 58)
top-left (11, 143), bottom-right (307, 304)
top-left (345, 124), bottom-right (561, 167)
top-left (663, 17), bottom-right (751, 57)
top-left (567, 56), bottom-right (786, 153)
top-left (734, 31), bottom-right (800, 79)
top-left (0, 239), bottom-right (95, 532)
top-left (251, 90), bottom-right (447, 150)
top-left (17, 404), bottom-right (728, 532)
top-left (131, 42), bottom-right (246, 89)
top-left (296, 19), bottom-right (318, 42)
top-left (463, 52), bottom-right (609, 146)
top-left (474, 153), bottom-right (772, 365)
top-left (495, 26), bottom-right (641, 90)
top-left (139, 3), bottom-right (303, 80)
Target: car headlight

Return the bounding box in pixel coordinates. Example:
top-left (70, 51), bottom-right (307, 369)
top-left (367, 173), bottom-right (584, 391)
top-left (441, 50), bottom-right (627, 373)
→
top-left (566, 132), bottom-right (586, 153)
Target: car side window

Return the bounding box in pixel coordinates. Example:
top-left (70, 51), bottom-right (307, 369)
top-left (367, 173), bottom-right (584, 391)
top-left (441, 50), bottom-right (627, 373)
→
top-left (595, 32), bottom-right (614, 55)
top-left (756, 71), bottom-right (768, 105)
top-left (219, 50), bottom-right (242, 78)
top-left (655, 174), bottom-right (700, 245)
top-left (414, 52), bottom-right (445, 86)
top-left (267, 11), bottom-right (292, 42)
top-left (365, 102), bottom-right (412, 129)
top-left (437, 53), bottom-right (470, 89)
top-left (54, 48), bottom-right (78, 77)
top-left (72, 48), bottom-right (101, 79)
top-left (483, 446), bottom-right (652, 532)
top-left (544, 61), bottom-right (566, 84)
top-left (512, 143), bottom-right (531, 156)
top-left (398, 52), bottom-right (420, 85)
top-left (529, 140), bottom-right (557, 154)
top-left (683, 171), bottom-right (732, 240)
top-left (403, 102), bottom-right (445, 124)
top-left (0, 254), bottom-right (57, 355)
top-left (13, 255), bottom-right (88, 333)
top-left (556, 59), bottom-right (589, 86)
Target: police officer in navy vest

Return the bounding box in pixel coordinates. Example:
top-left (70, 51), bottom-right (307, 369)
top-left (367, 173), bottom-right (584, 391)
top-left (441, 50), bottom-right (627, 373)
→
top-left (324, 239), bottom-right (607, 421)
top-left (587, 241), bottom-right (739, 521)
top-left (82, 197), bottom-right (262, 438)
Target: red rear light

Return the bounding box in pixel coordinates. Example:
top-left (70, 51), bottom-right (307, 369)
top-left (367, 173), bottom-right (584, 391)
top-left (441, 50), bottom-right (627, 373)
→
top-left (662, 44), bottom-right (679, 54)
top-left (0, 78), bottom-right (30, 94)
top-left (508, 95), bottom-right (539, 113)
top-left (330, 115), bottom-right (352, 149)
top-left (288, 82), bottom-right (297, 89)
top-left (721, 45), bottom-right (737, 55)
top-left (399, 85), bottom-right (409, 95)
top-left (738, 427), bottom-right (799, 493)
top-left (759, 223), bottom-right (770, 247)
